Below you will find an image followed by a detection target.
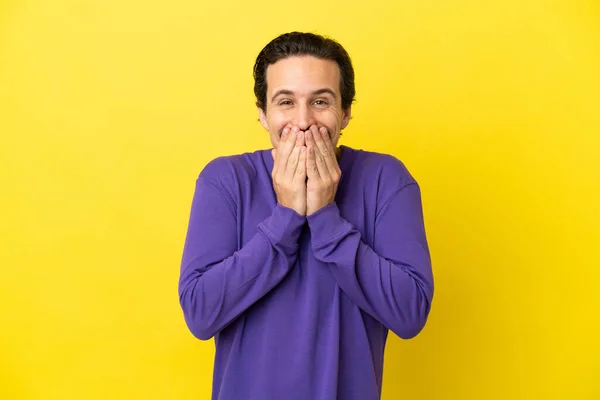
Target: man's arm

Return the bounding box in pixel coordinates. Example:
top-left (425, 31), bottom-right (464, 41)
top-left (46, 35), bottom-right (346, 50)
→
top-left (178, 175), bottom-right (305, 341)
top-left (304, 125), bottom-right (433, 339)
top-left (307, 182), bottom-right (434, 339)
top-left (179, 128), bottom-right (308, 340)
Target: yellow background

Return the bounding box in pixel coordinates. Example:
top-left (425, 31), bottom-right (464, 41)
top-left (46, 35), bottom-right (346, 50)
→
top-left (1, 0), bottom-right (599, 398)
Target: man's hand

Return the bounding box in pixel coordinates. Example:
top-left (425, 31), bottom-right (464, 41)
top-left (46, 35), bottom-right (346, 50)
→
top-left (272, 126), bottom-right (307, 216)
top-left (305, 125), bottom-right (341, 216)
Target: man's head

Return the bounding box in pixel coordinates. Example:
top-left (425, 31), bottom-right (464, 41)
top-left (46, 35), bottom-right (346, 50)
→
top-left (253, 32), bottom-right (355, 149)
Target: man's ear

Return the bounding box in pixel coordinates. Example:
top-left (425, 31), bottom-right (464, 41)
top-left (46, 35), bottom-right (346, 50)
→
top-left (258, 107), bottom-right (269, 131)
top-left (340, 106), bottom-right (352, 130)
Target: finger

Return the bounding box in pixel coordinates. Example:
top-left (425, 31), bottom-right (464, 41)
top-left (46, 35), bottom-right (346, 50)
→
top-left (310, 126), bottom-right (332, 175)
top-left (306, 145), bottom-right (320, 181)
top-left (316, 126), bottom-right (338, 173)
top-left (294, 146), bottom-right (307, 183)
top-left (311, 125), bottom-right (329, 156)
top-left (277, 127), bottom-right (289, 162)
top-left (313, 144), bottom-right (329, 182)
top-left (284, 131), bottom-right (303, 182)
top-left (279, 127), bottom-right (289, 145)
top-left (305, 126), bottom-right (315, 148)
top-left (278, 127), bottom-right (297, 171)
top-left (280, 125), bottom-right (292, 137)
top-left (295, 128), bottom-right (305, 147)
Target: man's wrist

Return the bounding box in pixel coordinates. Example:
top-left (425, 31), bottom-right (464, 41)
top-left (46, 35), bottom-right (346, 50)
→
top-left (307, 202), bottom-right (351, 246)
top-left (258, 204), bottom-right (306, 250)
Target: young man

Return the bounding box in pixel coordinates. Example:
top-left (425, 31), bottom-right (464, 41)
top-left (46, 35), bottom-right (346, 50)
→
top-left (179, 32), bottom-right (434, 400)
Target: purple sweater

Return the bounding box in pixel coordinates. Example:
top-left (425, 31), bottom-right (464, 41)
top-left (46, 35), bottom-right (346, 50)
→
top-left (179, 145), bottom-right (434, 400)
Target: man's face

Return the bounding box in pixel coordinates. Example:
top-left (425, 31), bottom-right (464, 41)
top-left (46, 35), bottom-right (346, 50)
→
top-left (258, 56), bottom-right (351, 149)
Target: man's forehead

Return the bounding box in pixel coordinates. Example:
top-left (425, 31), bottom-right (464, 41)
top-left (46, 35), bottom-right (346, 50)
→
top-left (266, 57), bottom-right (341, 95)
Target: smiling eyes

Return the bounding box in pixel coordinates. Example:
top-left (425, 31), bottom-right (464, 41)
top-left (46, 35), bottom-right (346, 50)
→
top-left (278, 99), bottom-right (330, 107)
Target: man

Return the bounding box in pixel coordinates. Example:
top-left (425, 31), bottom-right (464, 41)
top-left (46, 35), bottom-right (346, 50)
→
top-left (179, 32), bottom-right (434, 400)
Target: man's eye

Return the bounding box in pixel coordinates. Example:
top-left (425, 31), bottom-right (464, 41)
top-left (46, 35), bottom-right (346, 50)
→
top-left (313, 100), bottom-right (328, 106)
top-left (279, 100), bottom-right (292, 106)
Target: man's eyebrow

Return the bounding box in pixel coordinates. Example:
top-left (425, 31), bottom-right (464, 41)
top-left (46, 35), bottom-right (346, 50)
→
top-left (271, 89), bottom-right (294, 103)
top-left (312, 88), bottom-right (336, 97)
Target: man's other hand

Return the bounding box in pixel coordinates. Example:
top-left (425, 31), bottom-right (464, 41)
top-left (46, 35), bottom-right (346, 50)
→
top-left (271, 126), bottom-right (307, 216)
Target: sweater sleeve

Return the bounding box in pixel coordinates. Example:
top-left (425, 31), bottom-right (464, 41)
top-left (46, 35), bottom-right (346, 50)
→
top-left (178, 176), bottom-right (305, 340)
top-left (306, 183), bottom-right (434, 339)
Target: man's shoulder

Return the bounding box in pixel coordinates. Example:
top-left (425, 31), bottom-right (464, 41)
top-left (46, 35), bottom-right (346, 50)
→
top-left (198, 149), bottom-right (267, 184)
top-left (345, 146), bottom-right (417, 190)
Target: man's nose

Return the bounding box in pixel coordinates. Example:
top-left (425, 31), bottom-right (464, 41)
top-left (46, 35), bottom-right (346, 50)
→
top-left (294, 104), bottom-right (316, 131)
